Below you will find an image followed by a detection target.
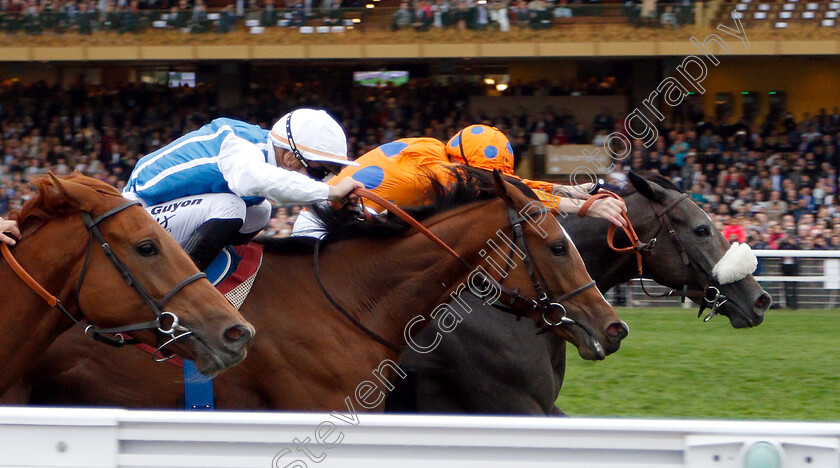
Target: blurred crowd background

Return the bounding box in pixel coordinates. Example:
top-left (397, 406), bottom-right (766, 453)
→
top-left (0, 0), bottom-right (693, 36)
top-left (0, 78), bottom-right (836, 254)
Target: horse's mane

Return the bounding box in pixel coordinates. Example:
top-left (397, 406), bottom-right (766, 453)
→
top-left (12, 173), bottom-right (124, 231)
top-left (255, 235), bottom-right (318, 254)
top-left (258, 166), bottom-right (527, 251)
top-left (620, 171), bottom-right (683, 195)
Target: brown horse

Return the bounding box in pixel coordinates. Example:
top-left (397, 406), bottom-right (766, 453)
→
top-left (0, 173), bottom-right (253, 397)
top-left (17, 168), bottom-right (627, 411)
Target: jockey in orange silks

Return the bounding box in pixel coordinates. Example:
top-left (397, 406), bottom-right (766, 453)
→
top-left (291, 137), bottom-right (449, 237)
top-left (444, 125), bottom-right (625, 225)
top-left (324, 137), bottom-right (452, 212)
top-left (292, 125), bottom-right (626, 238)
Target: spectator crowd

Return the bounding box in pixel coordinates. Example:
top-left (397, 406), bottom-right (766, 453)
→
top-left (392, 0), bottom-right (693, 32)
top-left (0, 77), bottom-right (837, 258)
top-left (0, 0), bottom-right (693, 36)
top-left (605, 109), bottom-right (840, 254)
top-left (0, 0), bottom-right (358, 35)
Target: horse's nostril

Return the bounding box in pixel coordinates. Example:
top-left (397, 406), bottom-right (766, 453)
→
top-left (606, 322), bottom-right (628, 340)
top-left (222, 325), bottom-right (252, 347)
top-left (224, 327), bottom-right (243, 342)
top-left (754, 293), bottom-right (772, 312)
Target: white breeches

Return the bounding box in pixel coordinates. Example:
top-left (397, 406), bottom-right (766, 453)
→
top-left (139, 193), bottom-right (272, 244)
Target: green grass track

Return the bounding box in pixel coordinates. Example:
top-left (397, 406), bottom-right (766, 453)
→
top-left (559, 307), bottom-right (840, 421)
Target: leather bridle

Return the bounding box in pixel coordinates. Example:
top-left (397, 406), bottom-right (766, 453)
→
top-left (2, 200), bottom-right (206, 358)
top-left (646, 193), bottom-right (729, 321)
top-left (314, 188), bottom-right (597, 350)
top-left (584, 190), bottom-right (731, 321)
top-left (495, 202), bottom-right (596, 334)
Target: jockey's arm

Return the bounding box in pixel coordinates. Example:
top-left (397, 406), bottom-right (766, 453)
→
top-left (522, 178), bottom-right (626, 227)
top-left (217, 133), bottom-right (331, 204)
top-left (523, 178), bottom-right (595, 199)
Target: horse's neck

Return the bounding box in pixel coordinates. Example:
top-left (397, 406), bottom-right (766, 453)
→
top-left (0, 218), bottom-right (84, 393)
top-left (243, 202), bottom-right (516, 410)
top-left (0, 291), bottom-right (68, 394)
top-left (562, 193), bottom-right (654, 292)
top-left (317, 201), bottom-right (506, 346)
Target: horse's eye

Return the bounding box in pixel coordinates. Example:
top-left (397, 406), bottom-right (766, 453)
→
top-left (551, 243), bottom-right (568, 256)
top-left (136, 240), bottom-right (159, 257)
top-left (694, 225), bottom-right (711, 237)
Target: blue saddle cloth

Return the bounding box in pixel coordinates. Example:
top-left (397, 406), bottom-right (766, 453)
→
top-left (183, 246), bottom-right (242, 411)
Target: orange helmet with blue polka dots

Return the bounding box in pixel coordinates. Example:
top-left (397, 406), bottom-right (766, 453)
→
top-left (446, 124), bottom-right (515, 176)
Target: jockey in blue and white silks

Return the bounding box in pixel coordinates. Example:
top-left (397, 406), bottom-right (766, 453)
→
top-left (123, 108), bottom-right (362, 270)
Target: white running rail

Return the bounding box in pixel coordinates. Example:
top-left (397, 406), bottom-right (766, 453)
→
top-left (0, 407), bottom-right (838, 468)
top-left (616, 250), bottom-right (840, 309)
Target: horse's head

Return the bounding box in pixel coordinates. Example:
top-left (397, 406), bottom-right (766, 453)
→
top-left (627, 172), bottom-right (771, 328)
top-left (14, 173), bottom-right (254, 374)
top-left (488, 170), bottom-right (628, 360)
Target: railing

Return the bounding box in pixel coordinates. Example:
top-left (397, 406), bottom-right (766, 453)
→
top-left (721, 0), bottom-right (840, 29)
top-left (612, 250), bottom-right (840, 310)
top-left (0, 3), bottom-right (696, 36)
top-left (0, 406), bottom-right (838, 467)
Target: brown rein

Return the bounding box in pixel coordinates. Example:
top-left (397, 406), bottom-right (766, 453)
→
top-left (1, 243), bottom-right (62, 308)
top-left (353, 189), bottom-right (473, 269)
top-left (577, 191), bottom-right (647, 276)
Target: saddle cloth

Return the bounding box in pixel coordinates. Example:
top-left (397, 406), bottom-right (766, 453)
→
top-left (216, 243), bottom-right (264, 310)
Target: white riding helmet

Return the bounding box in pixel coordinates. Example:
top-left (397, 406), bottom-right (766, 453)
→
top-left (268, 108), bottom-right (359, 167)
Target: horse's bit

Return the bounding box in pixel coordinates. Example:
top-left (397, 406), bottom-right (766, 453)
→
top-left (2, 201), bottom-right (206, 360)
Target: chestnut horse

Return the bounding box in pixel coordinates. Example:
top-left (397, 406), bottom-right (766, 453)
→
top-left (0, 173), bottom-right (253, 397)
top-left (18, 168), bottom-right (627, 410)
top-left (386, 171), bottom-right (772, 415)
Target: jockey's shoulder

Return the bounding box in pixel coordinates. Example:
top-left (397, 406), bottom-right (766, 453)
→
top-left (205, 117), bottom-right (268, 137)
top-left (356, 137), bottom-right (448, 166)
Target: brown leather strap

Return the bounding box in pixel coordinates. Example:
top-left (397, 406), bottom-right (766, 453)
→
top-left (354, 188), bottom-right (473, 269)
top-left (578, 191), bottom-right (645, 276)
top-left (576, 194), bottom-right (603, 218)
top-left (1, 243), bottom-right (60, 307)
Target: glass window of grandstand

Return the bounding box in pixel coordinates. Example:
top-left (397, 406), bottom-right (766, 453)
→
top-left (140, 70), bottom-right (197, 88)
top-left (715, 92), bottom-right (734, 122)
top-left (767, 91), bottom-right (788, 124)
top-left (741, 91), bottom-right (760, 123)
top-left (672, 92), bottom-right (704, 125)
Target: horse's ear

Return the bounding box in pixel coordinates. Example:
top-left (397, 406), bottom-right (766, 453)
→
top-left (48, 172), bottom-right (97, 212)
top-left (629, 171), bottom-right (668, 203)
top-left (491, 169), bottom-right (515, 203)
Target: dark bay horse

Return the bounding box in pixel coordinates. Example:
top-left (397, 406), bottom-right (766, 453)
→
top-left (0, 173), bottom-right (253, 397)
top-left (385, 171), bottom-right (772, 415)
top-left (16, 169), bottom-right (628, 411)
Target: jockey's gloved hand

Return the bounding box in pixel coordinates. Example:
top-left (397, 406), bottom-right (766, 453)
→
top-left (586, 197), bottom-right (627, 227)
top-left (329, 178), bottom-right (365, 203)
top-left (0, 218), bottom-right (20, 246)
